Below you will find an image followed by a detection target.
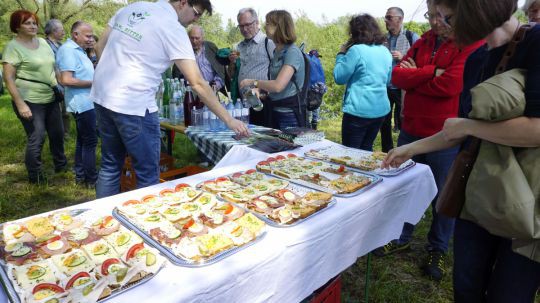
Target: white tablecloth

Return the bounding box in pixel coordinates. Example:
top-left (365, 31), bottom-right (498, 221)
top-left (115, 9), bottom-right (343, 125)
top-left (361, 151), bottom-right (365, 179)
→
top-left (1, 141), bottom-right (437, 303)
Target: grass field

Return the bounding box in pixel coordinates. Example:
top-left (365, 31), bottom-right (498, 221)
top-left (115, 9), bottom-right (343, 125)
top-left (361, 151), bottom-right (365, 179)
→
top-left (0, 93), bottom-right (510, 302)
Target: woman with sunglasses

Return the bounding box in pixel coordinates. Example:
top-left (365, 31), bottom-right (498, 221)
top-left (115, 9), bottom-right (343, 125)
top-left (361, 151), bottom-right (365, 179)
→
top-left (2, 10), bottom-right (67, 184)
top-left (383, 0), bottom-right (540, 301)
top-left (239, 10), bottom-right (306, 130)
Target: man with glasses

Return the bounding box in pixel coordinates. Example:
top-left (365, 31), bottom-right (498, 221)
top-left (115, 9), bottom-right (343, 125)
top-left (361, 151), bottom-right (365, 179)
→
top-left (91, 0), bottom-right (249, 198)
top-left (228, 7), bottom-right (275, 125)
top-left (172, 25), bottom-right (227, 93)
top-left (374, 0), bottom-right (483, 282)
top-left (379, 7), bottom-right (419, 153)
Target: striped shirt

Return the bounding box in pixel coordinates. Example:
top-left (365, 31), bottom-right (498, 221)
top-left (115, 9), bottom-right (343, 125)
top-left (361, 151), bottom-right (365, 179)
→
top-left (237, 30), bottom-right (275, 84)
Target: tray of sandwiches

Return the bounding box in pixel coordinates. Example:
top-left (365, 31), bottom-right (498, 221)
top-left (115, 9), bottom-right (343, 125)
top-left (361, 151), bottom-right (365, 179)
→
top-left (198, 170), bottom-right (336, 227)
top-left (255, 153), bottom-right (382, 197)
top-left (0, 209), bottom-right (165, 303)
top-left (112, 183), bottom-right (266, 267)
top-left (305, 145), bottom-right (415, 177)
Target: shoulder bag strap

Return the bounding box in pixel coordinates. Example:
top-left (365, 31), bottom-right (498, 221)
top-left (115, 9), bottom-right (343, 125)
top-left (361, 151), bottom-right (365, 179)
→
top-left (16, 76), bottom-right (53, 88)
top-left (265, 37), bottom-right (272, 80)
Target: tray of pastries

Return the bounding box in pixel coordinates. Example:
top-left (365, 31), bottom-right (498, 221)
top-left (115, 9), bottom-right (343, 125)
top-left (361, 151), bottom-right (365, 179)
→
top-left (199, 170), bottom-right (335, 227)
top-left (305, 145), bottom-right (415, 177)
top-left (255, 153), bottom-right (382, 197)
top-left (113, 184), bottom-right (266, 267)
top-left (0, 210), bottom-right (165, 303)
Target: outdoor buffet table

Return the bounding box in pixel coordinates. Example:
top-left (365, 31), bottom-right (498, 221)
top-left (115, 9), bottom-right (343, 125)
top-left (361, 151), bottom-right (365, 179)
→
top-left (0, 141), bottom-right (437, 303)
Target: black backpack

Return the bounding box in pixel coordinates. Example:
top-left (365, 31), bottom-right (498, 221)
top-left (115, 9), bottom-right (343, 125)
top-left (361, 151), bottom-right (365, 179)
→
top-left (291, 50), bottom-right (311, 125)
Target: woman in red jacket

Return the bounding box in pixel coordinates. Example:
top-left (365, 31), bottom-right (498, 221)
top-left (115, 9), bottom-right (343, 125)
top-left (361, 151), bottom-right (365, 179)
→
top-left (373, 0), bottom-right (484, 282)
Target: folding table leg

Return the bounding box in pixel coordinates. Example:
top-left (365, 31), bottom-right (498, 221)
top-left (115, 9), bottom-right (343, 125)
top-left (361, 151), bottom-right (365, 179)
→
top-left (365, 252), bottom-right (371, 302)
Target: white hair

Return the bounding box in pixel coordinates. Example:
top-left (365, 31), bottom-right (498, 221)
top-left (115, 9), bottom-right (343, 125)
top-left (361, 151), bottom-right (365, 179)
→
top-left (237, 8), bottom-right (258, 22)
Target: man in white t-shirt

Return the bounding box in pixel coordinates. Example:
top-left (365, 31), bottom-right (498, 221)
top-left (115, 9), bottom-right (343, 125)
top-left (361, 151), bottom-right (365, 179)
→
top-left (91, 0), bottom-right (248, 198)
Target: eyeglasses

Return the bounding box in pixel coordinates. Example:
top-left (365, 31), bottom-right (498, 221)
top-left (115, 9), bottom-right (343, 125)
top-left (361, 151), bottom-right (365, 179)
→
top-left (191, 6), bottom-right (203, 18)
top-left (424, 12), bottom-right (437, 20)
top-left (384, 15), bottom-right (401, 21)
top-left (237, 20), bottom-right (256, 29)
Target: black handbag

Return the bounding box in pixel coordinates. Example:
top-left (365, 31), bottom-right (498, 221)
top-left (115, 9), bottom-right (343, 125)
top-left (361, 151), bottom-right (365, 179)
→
top-left (17, 76), bottom-right (63, 103)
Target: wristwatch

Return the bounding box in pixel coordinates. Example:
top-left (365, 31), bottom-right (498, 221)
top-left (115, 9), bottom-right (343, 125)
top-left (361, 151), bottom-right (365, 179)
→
top-left (253, 80), bottom-right (259, 88)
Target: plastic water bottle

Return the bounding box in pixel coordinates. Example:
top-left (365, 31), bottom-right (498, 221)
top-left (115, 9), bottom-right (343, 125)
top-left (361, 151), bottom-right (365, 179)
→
top-left (202, 106), bottom-right (209, 130)
top-left (226, 100), bottom-right (235, 120)
top-left (172, 87), bottom-right (183, 125)
top-left (234, 99), bottom-right (242, 120)
top-left (209, 111), bottom-right (218, 131)
top-left (241, 100), bottom-right (250, 125)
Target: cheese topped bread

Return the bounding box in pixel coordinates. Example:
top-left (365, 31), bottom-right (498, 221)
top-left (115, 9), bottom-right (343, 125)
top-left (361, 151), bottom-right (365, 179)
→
top-left (12, 260), bottom-right (57, 290)
top-left (25, 217), bottom-right (55, 239)
top-left (81, 239), bottom-right (119, 265)
top-left (51, 249), bottom-right (95, 277)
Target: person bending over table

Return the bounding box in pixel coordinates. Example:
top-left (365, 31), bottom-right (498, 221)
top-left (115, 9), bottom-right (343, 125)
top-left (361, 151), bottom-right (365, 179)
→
top-left (91, 0), bottom-right (248, 198)
top-left (240, 10), bottom-right (307, 130)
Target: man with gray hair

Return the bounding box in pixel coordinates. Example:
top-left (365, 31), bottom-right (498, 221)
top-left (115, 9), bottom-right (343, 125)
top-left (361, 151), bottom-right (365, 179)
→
top-left (56, 21), bottom-right (97, 187)
top-left (173, 25), bottom-right (226, 92)
top-left (45, 19), bottom-right (70, 138)
top-left (229, 7), bottom-right (275, 125)
top-left (379, 7), bottom-right (419, 152)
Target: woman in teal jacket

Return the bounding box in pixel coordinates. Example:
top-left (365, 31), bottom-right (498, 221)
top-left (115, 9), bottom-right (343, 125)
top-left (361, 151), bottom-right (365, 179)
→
top-left (334, 14), bottom-right (392, 151)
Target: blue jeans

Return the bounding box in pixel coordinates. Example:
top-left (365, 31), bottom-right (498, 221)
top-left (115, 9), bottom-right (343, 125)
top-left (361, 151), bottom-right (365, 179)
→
top-left (72, 109), bottom-right (98, 184)
top-left (453, 218), bottom-right (540, 303)
top-left (274, 110), bottom-right (299, 130)
top-left (341, 113), bottom-right (384, 151)
top-left (13, 101), bottom-right (67, 178)
top-left (397, 130), bottom-right (458, 253)
top-left (310, 108), bottom-right (320, 125)
top-left (95, 104), bottom-right (160, 198)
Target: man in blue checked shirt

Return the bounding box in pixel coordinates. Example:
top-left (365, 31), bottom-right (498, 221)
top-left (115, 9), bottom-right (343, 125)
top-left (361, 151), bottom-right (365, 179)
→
top-left (56, 21), bottom-right (97, 188)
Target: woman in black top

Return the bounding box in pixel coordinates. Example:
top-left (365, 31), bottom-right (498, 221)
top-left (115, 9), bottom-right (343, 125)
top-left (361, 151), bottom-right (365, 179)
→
top-left (382, 0), bottom-right (540, 302)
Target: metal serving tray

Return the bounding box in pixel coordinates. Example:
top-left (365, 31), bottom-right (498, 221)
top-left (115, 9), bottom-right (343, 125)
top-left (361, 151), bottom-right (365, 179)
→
top-left (0, 263), bottom-right (161, 303)
top-left (112, 208), bottom-right (266, 267)
top-left (0, 209), bottom-right (161, 303)
top-left (231, 198), bottom-right (337, 228)
top-left (198, 172), bottom-right (339, 227)
top-left (305, 145), bottom-right (416, 177)
top-left (266, 171), bottom-right (382, 198)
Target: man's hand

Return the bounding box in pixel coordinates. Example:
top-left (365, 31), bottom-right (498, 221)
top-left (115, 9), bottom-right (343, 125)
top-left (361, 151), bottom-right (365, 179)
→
top-left (228, 52), bottom-right (239, 64)
top-left (400, 57), bottom-right (417, 69)
top-left (391, 50), bottom-right (403, 61)
top-left (226, 118), bottom-right (250, 137)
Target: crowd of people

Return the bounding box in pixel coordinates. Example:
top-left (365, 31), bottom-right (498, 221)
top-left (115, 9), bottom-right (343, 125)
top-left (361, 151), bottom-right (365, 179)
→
top-left (1, 0), bottom-right (540, 301)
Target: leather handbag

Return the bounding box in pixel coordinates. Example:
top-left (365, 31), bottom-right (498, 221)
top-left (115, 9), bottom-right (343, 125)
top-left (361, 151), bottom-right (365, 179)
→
top-left (435, 23), bottom-right (533, 218)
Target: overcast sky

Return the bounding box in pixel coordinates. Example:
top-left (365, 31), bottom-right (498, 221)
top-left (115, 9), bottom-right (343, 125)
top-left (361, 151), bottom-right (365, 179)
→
top-left (211, 0), bottom-right (527, 25)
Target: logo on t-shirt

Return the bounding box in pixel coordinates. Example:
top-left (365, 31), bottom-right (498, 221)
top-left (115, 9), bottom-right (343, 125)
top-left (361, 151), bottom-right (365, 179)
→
top-left (128, 11), bottom-right (150, 27)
